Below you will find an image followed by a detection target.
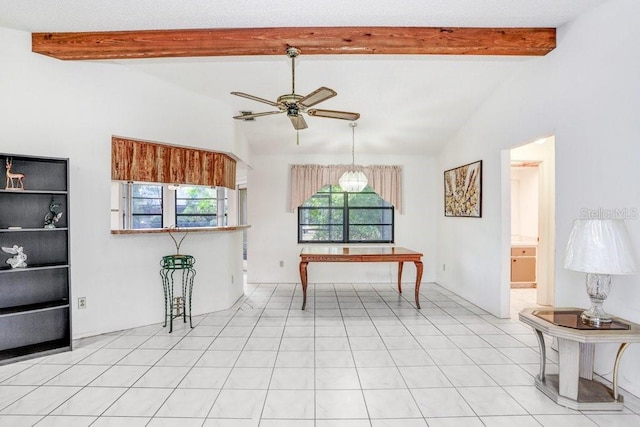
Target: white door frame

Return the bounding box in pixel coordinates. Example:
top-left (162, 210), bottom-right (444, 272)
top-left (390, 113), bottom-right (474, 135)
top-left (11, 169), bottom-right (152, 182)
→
top-left (500, 137), bottom-right (556, 317)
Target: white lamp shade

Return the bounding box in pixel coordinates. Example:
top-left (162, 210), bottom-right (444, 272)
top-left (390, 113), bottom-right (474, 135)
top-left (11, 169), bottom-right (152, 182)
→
top-left (339, 171), bottom-right (368, 193)
top-left (564, 219), bottom-right (638, 274)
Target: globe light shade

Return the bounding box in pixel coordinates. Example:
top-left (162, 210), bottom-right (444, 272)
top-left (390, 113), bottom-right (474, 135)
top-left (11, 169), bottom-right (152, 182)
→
top-left (339, 171), bottom-right (368, 193)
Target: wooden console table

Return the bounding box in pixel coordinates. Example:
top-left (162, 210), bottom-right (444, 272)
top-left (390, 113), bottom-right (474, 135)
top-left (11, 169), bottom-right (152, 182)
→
top-left (299, 246), bottom-right (423, 310)
top-left (519, 307), bottom-right (640, 410)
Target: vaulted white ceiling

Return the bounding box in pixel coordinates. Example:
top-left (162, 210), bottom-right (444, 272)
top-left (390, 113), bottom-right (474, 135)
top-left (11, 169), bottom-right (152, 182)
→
top-left (1, 0), bottom-right (609, 156)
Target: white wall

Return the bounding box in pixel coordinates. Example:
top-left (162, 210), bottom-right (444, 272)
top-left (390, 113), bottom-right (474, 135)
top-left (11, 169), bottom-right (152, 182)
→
top-left (247, 153), bottom-right (437, 286)
top-left (436, 0), bottom-right (640, 396)
top-left (510, 167), bottom-right (538, 243)
top-left (0, 27), bottom-right (247, 337)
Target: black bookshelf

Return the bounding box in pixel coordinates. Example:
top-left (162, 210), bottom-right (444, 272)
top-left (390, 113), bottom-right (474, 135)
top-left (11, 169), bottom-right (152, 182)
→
top-left (0, 154), bottom-right (71, 365)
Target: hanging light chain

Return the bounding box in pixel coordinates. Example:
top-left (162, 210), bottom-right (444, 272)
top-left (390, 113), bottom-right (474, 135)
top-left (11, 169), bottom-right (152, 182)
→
top-left (340, 121), bottom-right (367, 193)
top-left (351, 122), bottom-right (357, 166)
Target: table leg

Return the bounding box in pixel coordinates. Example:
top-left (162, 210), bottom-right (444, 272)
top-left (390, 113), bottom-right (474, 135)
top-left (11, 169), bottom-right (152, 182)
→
top-left (613, 343), bottom-right (630, 401)
top-left (299, 261), bottom-right (308, 310)
top-left (533, 328), bottom-right (547, 380)
top-left (579, 343), bottom-right (594, 380)
top-left (558, 337), bottom-right (580, 400)
top-left (186, 268), bottom-right (196, 329)
top-left (397, 262), bottom-right (404, 294)
top-left (414, 261), bottom-right (423, 309)
top-left (160, 269), bottom-right (169, 328)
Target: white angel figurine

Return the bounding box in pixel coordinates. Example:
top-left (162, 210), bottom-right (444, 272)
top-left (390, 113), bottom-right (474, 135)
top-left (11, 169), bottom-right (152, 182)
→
top-left (2, 245), bottom-right (27, 268)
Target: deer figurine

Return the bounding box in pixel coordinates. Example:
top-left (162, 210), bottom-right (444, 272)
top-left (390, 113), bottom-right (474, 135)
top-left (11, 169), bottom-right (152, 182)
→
top-left (5, 158), bottom-right (25, 190)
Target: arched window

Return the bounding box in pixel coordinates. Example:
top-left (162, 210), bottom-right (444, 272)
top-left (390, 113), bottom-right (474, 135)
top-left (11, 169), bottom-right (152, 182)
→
top-left (298, 185), bottom-right (394, 243)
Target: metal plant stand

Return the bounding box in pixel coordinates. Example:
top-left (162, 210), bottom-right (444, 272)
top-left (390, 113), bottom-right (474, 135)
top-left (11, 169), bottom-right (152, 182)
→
top-left (159, 254), bottom-right (196, 333)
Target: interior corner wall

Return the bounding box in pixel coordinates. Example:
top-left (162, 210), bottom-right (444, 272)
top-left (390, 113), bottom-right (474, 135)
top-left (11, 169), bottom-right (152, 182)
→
top-left (435, 0), bottom-right (640, 397)
top-left (247, 153), bottom-right (437, 286)
top-left (0, 26), bottom-right (245, 338)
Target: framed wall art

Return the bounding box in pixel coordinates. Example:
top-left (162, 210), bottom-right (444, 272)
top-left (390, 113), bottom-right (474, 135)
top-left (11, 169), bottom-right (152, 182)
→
top-left (444, 160), bottom-right (482, 218)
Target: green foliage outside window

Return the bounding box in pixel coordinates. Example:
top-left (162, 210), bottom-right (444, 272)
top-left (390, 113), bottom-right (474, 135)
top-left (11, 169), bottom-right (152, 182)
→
top-left (131, 184), bottom-right (163, 229)
top-left (298, 185), bottom-right (394, 243)
top-left (176, 186), bottom-right (218, 227)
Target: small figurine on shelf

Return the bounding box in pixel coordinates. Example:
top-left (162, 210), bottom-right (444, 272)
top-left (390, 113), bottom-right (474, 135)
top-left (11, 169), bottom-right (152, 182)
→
top-left (44, 198), bottom-right (63, 229)
top-left (5, 158), bottom-right (25, 190)
top-left (2, 245), bottom-right (27, 268)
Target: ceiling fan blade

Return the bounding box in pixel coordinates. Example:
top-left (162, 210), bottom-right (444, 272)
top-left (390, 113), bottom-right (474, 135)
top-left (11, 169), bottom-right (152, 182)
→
top-left (230, 91), bottom-right (280, 107)
top-left (307, 109), bottom-right (361, 121)
top-left (233, 110), bottom-right (283, 120)
top-left (299, 87), bottom-right (337, 108)
top-left (289, 114), bottom-right (308, 130)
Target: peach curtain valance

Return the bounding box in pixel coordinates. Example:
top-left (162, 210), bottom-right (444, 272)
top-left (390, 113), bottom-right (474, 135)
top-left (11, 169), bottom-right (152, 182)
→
top-left (289, 164), bottom-right (403, 213)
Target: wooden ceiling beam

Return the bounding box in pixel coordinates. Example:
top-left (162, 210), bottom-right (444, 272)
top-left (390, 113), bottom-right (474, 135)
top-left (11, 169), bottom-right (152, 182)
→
top-left (32, 26), bottom-right (555, 60)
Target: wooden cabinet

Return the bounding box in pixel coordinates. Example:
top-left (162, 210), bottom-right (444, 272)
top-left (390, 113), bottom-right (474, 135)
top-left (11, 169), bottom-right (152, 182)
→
top-left (0, 154), bottom-right (71, 364)
top-left (511, 246), bottom-right (536, 257)
top-left (511, 245), bottom-right (536, 287)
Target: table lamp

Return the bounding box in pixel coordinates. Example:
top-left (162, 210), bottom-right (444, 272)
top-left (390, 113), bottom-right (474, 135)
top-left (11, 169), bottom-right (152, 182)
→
top-left (564, 219), bottom-right (638, 326)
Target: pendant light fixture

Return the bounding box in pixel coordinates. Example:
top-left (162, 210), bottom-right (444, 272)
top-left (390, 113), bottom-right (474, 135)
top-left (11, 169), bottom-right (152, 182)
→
top-left (339, 122), bottom-right (368, 192)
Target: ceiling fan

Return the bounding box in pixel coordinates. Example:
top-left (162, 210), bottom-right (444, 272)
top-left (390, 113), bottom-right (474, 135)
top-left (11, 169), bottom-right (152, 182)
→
top-left (231, 47), bottom-right (360, 132)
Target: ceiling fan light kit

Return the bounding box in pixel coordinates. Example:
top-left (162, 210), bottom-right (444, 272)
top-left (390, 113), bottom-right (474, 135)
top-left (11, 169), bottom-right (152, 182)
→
top-left (339, 122), bottom-right (368, 193)
top-left (231, 47), bottom-right (360, 136)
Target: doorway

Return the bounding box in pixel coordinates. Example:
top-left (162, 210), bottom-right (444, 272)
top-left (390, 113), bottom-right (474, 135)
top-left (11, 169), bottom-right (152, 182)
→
top-left (508, 136), bottom-right (556, 317)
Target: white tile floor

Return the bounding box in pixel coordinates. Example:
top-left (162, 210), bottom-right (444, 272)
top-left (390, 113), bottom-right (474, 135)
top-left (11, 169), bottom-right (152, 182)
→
top-left (510, 288), bottom-right (546, 319)
top-left (1, 282), bottom-right (639, 426)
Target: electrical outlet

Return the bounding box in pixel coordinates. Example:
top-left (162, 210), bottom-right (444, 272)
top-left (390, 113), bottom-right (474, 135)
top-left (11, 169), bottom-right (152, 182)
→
top-left (78, 297), bottom-right (87, 309)
top-left (443, 264), bottom-right (446, 271)
top-left (231, 274), bottom-right (234, 284)
top-left (279, 260), bottom-right (284, 267)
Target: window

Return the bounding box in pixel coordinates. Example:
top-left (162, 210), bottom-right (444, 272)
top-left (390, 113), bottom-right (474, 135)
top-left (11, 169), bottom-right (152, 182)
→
top-left (298, 185), bottom-right (394, 243)
top-left (128, 183), bottom-right (163, 229)
top-left (175, 186), bottom-right (221, 227)
top-left (118, 183), bottom-right (227, 230)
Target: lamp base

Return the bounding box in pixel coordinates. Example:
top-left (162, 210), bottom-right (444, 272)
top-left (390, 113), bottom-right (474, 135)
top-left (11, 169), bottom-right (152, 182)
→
top-left (581, 273), bottom-right (613, 327)
top-left (580, 310), bottom-right (613, 326)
